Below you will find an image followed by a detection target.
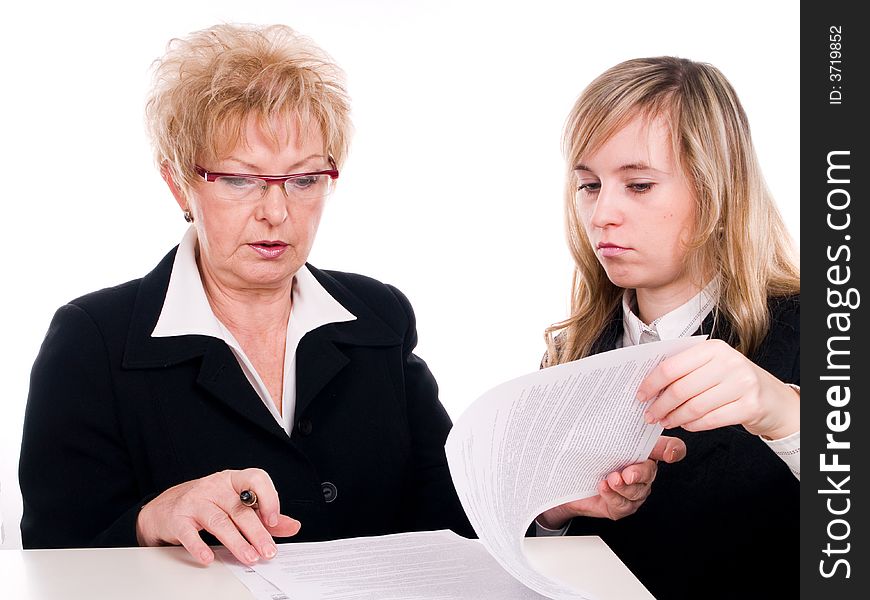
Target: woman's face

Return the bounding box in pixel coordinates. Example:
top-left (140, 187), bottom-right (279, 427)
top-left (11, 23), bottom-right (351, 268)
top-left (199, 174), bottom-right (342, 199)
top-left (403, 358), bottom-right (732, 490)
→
top-left (574, 114), bottom-right (699, 302)
top-left (172, 115), bottom-right (330, 294)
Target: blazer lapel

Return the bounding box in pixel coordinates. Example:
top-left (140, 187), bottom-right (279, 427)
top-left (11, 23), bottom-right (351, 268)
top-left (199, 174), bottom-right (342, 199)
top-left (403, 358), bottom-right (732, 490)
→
top-left (591, 309), bottom-right (624, 354)
top-left (196, 339), bottom-right (291, 442)
top-left (294, 333), bottom-right (350, 419)
top-left (122, 247), bottom-right (289, 442)
top-left (122, 247), bottom-right (211, 369)
top-left (293, 265), bottom-right (403, 418)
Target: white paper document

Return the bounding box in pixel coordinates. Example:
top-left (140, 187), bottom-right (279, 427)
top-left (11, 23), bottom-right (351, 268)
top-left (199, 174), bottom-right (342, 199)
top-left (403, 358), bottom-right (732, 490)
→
top-left (218, 529), bottom-right (545, 599)
top-left (445, 337), bottom-right (704, 599)
top-left (219, 338), bottom-right (703, 599)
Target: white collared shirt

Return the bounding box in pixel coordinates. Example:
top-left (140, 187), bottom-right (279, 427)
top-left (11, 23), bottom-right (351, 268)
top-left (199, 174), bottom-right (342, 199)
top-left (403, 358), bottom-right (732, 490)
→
top-left (619, 281), bottom-right (800, 479)
top-left (152, 227), bottom-right (356, 434)
top-left (620, 281), bottom-right (719, 348)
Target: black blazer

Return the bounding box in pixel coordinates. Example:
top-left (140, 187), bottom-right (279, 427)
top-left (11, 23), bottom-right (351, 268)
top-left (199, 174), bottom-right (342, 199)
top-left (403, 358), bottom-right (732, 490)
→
top-left (567, 296), bottom-right (800, 600)
top-left (19, 247), bottom-right (473, 549)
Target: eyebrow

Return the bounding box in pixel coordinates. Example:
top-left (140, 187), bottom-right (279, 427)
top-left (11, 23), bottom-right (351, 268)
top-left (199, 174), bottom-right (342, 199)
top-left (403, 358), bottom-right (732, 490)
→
top-left (223, 154), bottom-right (328, 173)
top-left (574, 162), bottom-right (661, 173)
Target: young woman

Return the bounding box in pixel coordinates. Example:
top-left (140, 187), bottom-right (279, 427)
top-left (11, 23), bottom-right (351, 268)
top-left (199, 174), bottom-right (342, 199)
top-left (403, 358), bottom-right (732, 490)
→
top-left (541, 57), bottom-right (800, 599)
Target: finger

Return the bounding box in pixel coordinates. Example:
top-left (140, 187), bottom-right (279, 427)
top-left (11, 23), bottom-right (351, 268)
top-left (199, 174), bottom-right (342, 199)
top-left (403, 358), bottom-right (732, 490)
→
top-left (604, 472), bottom-right (655, 500)
top-left (644, 360), bottom-right (722, 423)
top-left (636, 344), bottom-right (715, 402)
top-left (175, 522), bottom-right (215, 565)
top-left (231, 469), bottom-right (281, 528)
top-left (605, 471), bottom-right (625, 489)
top-left (267, 514), bottom-right (302, 538)
top-left (611, 481), bottom-right (651, 502)
top-left (600, 478), bottom-right (627, 502)
top-left (681, 401), bottom-right (747, 432)
top-left (546, 494), bottom-right (605, 522)
top-left (658, 378), bottom-right (741, 429)
top-left (198, 505), bottom-right (261, 565)
top-left (649, 435), bottom-right (687, 463)
top-left (224, 500), bottom-right (280, 560)
top-left (613, 463), bottom-right (655, 501)
top-left (599, 480), bottom-right (635, 518)
top-left (621, 459), bottom-right (657, 485)
top-left (604, 473), bottom-right (648, 502)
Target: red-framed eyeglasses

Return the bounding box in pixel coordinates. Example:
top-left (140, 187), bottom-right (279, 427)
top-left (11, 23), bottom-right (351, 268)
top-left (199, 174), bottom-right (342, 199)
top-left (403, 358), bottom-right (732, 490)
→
top-left (194, 157), bottom-right (339, 203)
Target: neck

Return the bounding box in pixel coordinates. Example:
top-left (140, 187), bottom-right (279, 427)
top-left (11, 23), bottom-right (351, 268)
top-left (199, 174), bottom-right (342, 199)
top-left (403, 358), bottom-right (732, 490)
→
top-left (635, 280), bottom-right (704, 325)
top-left (198, 261), bottom-right (294, 336)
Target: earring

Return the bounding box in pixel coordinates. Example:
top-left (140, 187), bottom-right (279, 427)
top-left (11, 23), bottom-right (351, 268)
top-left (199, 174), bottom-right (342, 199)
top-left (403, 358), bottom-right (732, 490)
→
top-left (183, 210), bottom-right (194, 223)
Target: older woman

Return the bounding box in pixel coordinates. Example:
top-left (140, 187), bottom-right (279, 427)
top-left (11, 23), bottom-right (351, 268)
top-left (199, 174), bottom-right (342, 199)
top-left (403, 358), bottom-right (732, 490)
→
top-left (19, 24), bottom-right (471, 566)
top-left (540, 57), bottom-right (800, 599)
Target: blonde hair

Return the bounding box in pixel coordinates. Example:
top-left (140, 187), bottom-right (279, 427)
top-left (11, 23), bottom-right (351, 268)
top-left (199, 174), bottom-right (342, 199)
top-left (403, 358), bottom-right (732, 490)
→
top-left (545, 57), bottom-right (799, 365)
top-left (146, 23), bottom-right (352, 194)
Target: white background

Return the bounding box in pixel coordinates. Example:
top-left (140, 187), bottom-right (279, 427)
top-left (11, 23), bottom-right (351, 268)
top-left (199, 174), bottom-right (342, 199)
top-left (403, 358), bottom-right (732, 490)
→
top-left (0, 0), bottom-right (798, 548)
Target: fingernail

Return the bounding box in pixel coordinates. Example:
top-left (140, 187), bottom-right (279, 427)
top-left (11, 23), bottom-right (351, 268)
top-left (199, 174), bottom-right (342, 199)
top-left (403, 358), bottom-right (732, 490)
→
top-left (268, 514), bottom-right (278, 527)
top-left (636, 391), bottom-right (647, 402)
top-left (625, 473), bottom-right (635, 485)
top-left (660, 419), bottom-right (671, 428)
top-left (262, 543), bottom-right (277, 559)
top-left (245, 549), bottom-right (260, 564)
top-left (200, 549), bottom-right (213, 563)
top-left (644, 411), bottom-right (655, 424)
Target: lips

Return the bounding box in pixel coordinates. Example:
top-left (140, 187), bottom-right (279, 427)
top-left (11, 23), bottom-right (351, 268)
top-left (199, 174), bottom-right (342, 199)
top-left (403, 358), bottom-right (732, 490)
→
top-left (249, 241), bottom-right (288, 259)
top-left (597, 242), bottom-right (631, 258)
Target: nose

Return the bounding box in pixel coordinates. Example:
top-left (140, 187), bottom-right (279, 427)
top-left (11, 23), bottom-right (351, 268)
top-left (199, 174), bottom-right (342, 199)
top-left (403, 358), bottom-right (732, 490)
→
top-left (588, 184), bottom-right (623, 229)
top-left (255, 183), bottom-right (289, 226)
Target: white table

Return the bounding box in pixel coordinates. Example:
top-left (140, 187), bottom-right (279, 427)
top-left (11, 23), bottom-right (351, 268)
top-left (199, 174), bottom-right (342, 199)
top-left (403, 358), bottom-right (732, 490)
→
top-left (0, 537), bottom-right (653, 599)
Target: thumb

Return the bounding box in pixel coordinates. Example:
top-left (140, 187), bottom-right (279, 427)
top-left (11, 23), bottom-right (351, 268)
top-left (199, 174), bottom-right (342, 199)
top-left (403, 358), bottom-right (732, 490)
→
top-left (649, 435), bottom-right (686, 463)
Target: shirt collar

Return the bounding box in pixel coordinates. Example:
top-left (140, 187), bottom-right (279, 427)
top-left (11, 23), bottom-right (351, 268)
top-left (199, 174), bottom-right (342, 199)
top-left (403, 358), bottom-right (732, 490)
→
top-left (152, 226), bottom-right (356, 340)
top-left (622, 278), bottom-right (719, 346)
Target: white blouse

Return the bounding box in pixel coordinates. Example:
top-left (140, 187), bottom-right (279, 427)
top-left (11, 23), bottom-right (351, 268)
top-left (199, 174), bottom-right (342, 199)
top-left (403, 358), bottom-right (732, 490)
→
top-left (151, 227), bottom-right (356, 434)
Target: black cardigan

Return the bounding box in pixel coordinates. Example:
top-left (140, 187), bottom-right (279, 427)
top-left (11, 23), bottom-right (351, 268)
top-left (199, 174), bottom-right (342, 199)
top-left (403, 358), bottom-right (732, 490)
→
top-left (567, 295), bottom-right (800, 599)
top-left (19, 247), bottom-right (473, 549)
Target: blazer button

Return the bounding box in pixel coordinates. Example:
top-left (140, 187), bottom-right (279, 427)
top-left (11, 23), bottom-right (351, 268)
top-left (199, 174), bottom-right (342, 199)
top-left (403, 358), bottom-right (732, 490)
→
top-left (297, 419), bottom-right (313, 436)
top-left (321, 481), bottom-right (337, 503)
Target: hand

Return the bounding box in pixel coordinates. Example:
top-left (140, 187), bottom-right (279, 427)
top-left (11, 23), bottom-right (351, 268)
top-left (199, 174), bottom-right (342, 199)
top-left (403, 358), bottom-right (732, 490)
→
top-left (637, 339), bottom-right (800, 440)
top-left (136, 468), bottom-right (301, 566)
top-left (536, 436), bottom-right (686, 529)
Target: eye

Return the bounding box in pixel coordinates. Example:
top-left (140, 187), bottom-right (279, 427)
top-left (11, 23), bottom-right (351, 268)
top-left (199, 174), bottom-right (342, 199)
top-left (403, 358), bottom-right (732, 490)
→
top-left (287, 175), bottom-right (322, 190)
top-left (627, 182), bottom-right (654, 193)
top-left (577, 182), bottom-right (601, 193)
top-left (217, 176), bottom-right (261, 190)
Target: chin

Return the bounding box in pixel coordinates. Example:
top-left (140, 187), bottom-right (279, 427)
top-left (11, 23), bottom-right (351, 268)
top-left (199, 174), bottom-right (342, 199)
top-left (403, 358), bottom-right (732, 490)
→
top-left (241, 264), bottom-right (300, 287)
top-left (602, 269), bottom-right (638, 290)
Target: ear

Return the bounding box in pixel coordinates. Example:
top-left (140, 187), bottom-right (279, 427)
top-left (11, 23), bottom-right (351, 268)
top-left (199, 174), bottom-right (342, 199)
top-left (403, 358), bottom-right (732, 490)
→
top-left (160, 162), bottom-right (190, 212)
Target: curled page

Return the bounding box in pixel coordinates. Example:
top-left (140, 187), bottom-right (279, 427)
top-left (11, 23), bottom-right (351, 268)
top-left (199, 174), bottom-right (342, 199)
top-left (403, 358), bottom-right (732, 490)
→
top-left (445, 337), bottom-right (706, 599)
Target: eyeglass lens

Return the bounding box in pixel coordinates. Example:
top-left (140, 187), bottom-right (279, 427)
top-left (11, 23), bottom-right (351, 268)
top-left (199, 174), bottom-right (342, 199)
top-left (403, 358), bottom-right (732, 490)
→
top-left (213, 174), bottom-right (333, 202)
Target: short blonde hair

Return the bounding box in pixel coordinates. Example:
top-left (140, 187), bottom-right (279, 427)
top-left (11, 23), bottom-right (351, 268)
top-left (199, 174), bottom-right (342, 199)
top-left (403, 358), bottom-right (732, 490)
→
top-left (146, 23), bottom-right (352, 194)
top-left (546, 57), bottom-right (799, 364)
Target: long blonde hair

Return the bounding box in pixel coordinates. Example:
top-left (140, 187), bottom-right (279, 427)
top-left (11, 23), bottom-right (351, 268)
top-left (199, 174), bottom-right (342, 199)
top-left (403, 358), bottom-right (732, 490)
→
top-left (545, 57), bottom-right (799, 365)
